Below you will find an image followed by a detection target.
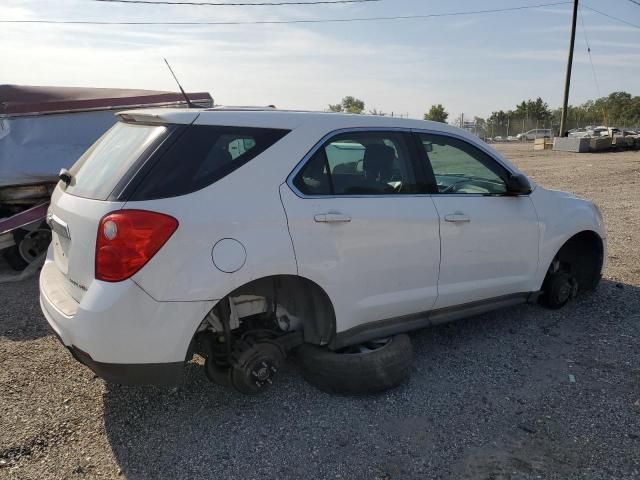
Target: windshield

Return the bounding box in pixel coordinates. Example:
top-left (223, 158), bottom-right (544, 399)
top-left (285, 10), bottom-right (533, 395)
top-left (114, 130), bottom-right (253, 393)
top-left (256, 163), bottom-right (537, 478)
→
top-left (65, 122), bottom-right (168, 200)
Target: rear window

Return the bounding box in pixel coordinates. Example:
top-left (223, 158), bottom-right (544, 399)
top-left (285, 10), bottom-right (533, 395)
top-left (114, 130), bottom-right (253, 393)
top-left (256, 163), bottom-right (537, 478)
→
top-left (66, 122), bottom-right (168, 200)
top-left (128, 125), bottom-right (289, 200)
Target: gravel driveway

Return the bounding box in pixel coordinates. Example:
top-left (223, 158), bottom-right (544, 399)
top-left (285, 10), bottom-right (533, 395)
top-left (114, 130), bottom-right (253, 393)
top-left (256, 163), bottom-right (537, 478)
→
top-left (1, 143), bottom-right (639, 479)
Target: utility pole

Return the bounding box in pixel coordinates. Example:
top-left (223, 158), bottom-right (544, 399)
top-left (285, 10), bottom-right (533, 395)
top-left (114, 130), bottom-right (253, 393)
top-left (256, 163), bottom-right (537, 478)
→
top-left (559, 0), bottom-right (579, 137)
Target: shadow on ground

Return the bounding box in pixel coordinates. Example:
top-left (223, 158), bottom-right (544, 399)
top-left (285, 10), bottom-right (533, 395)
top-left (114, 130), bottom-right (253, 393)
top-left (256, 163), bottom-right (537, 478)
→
top-left (102, 280), bottom-right (640, 480)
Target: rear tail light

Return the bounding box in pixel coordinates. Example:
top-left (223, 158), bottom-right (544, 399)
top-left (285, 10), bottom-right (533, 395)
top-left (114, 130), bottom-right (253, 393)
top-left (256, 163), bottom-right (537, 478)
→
top-left (95, 210), bottom-right (178, 282)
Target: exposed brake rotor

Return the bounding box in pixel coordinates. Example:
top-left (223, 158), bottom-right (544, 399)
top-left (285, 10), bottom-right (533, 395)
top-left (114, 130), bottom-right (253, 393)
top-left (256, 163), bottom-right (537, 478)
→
top-left (229, 340), bottom-right (284, 395)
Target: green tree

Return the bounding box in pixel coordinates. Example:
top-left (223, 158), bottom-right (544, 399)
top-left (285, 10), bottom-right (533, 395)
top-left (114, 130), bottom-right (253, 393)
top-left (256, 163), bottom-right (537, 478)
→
top-left (424, 104), bottom-right (449, 123)
top-left (488, 110), bottom-right (510, 137)
top-left (328, 96), bottom-right (365, 114)
top-left (549, 92), bottom-right (640, 130)
top-left (512, 98), bottom-right (552, 131)
top-left (473, 116), bottom-right (487, 137)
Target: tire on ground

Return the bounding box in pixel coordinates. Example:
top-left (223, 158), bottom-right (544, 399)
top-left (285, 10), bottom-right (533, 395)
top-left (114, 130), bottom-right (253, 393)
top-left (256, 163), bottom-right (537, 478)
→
top-left (3, 246), bottom-right (28, 271)
top-left (540, 271), bottom-right (577, 309)
top-left (296, 334), bottom-right (413, 395)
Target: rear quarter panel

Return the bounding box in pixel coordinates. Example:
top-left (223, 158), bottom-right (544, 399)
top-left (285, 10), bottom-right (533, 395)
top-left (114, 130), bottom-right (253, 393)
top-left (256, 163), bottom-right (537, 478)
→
top-left (126, 128), bottom-right (319, 302)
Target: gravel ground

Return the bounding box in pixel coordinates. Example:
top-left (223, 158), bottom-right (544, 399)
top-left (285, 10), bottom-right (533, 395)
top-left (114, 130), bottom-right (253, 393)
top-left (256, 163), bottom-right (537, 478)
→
top-left (1, 143), bottom-right (639, 480)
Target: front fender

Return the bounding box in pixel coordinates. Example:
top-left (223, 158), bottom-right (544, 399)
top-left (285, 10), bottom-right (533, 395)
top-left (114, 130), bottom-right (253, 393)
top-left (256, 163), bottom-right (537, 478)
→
top-left (530, 187), bottom-right (606, 289)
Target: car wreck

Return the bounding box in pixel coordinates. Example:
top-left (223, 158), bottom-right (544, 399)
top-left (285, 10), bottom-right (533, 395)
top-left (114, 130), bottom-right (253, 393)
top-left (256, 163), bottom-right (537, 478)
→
top-left (0, 85), bottom-right (212, 272)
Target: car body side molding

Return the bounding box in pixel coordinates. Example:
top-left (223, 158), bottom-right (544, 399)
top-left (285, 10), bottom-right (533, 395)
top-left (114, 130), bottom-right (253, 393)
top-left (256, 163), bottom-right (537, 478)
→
top-left (329, 291), bottom-right (540, 350)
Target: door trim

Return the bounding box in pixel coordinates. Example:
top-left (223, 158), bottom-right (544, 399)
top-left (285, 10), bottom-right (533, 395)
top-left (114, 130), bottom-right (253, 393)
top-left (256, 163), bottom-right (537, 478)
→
top-left (329, 291), bottom-right (540, 350)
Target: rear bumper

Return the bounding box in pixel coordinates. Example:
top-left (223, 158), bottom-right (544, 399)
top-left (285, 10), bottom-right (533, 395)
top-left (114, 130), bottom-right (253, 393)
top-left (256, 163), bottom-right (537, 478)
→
top-left (66, 342), bottom-right (184, 385)
top-left (39, 258), bottom-right (214, 384)
top-left (43, 296), bottom-right (184, 385)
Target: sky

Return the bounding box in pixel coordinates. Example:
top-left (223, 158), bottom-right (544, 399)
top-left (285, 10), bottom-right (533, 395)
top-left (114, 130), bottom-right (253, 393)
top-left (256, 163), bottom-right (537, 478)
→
top-left (1, 0), bottom-right (639, 119)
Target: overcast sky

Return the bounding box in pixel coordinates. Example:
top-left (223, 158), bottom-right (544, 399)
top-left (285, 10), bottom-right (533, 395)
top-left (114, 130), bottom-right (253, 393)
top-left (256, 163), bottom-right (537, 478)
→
top-left (2, 0), bottom-right (639, 119)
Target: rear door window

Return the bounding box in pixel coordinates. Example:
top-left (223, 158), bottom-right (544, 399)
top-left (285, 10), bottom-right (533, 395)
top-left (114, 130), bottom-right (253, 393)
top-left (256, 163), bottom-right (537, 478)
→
top-left (129, 125), bottom-right (289, 200)
top-left (65, 122), bottom-right (168, 200)
top-left (293, 131), bottom-right (422, 196)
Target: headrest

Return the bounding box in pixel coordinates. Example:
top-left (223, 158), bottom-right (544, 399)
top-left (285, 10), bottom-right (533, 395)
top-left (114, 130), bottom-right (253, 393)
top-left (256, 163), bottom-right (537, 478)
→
top-left (363, 144), bottom-right (395, 178)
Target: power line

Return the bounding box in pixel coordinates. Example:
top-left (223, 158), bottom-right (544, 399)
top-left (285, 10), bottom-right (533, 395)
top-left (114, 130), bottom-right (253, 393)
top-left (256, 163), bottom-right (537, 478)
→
top-left (0, 1), bottom-right (572, 26)
top-left (579, 4), bottom-right (601, 98)
top-left (581, 4), bottom-right (640, 29)
top-left (92, 0), bottom-right (380, 6)
top-left (626, 0), bottom-right (640, 7)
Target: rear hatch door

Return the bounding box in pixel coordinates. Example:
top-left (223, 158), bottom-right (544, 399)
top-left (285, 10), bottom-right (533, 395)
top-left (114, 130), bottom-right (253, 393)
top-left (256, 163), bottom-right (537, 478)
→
top-left (48, 120), bottom-right (172, 303)
top-left (48, 190), bottom-right (125, 302)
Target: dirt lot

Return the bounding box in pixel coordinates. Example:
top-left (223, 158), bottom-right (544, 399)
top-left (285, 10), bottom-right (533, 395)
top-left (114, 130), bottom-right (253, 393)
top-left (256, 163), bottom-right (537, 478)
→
top-left (1, 143), bottom-right (639, 479)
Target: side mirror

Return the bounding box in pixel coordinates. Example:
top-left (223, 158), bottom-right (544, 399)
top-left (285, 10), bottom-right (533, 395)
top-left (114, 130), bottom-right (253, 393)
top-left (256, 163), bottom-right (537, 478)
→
top-left (506, 173), bottom-right (531, 195)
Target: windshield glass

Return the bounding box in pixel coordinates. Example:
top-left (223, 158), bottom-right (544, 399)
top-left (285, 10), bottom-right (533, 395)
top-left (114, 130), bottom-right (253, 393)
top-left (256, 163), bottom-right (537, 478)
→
top-left (65, 122), bottom-right (167, 200)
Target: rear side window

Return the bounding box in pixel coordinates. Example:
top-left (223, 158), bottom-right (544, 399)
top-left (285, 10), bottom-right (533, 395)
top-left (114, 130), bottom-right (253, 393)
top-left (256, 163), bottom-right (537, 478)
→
top-left (130, 125), bottom-right (289, 200)
top-left (66, 122), bottom-right (168, 200)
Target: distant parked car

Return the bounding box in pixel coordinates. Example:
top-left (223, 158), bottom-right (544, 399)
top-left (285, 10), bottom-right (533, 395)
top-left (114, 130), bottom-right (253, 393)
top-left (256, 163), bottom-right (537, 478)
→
top-left (607, 128), bottom-right (638, 137)
top-left (587, 127), bottom-right (609, 137)
top-left (568, 128), bottom-right (588, 138)
top-left (516, 129), bottom-right (552, 141)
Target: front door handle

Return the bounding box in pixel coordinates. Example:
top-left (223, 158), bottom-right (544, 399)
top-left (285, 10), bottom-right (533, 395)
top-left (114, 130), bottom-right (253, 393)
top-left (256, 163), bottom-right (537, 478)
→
top-left (444, 212), bottom-right (471, 223)
top-left (314, 213), bottom-right (352, 223)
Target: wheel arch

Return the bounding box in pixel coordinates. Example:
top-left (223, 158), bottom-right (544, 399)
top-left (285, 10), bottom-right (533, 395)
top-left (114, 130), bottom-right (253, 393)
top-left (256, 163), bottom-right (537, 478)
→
top-left (198, 274), bottom-right (337, 346)
top-left (539, 229), bottom-right (605, 291)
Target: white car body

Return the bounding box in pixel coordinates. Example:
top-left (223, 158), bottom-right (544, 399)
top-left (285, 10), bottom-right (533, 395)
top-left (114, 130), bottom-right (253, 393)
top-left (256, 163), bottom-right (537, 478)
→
top-left (516, 129), bottom-right (552, 141)
top-left (39, 109), bottom-right (606, 384)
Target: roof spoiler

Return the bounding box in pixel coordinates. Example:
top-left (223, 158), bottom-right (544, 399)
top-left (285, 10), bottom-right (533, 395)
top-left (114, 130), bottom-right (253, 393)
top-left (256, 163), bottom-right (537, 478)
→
top-left (116, 110), bottom-right (200, 125)
top-left (117, 112), bottom-right (167, 125)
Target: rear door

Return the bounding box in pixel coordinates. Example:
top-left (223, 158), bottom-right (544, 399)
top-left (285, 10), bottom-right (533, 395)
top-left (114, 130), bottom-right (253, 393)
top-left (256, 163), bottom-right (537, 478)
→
top-left (281, 130), bottom-right (441, 334)
top-left (415, 131), bottom-right (539, 309)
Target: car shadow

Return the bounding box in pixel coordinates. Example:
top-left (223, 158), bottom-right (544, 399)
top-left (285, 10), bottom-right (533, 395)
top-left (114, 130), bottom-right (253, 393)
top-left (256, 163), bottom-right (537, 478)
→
top-left (102, 279), bottom-right (640, 479)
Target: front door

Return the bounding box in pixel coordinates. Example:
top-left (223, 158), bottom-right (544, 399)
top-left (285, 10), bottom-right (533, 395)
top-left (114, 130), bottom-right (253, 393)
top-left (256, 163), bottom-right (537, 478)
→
top-left (281, 130), bottom-right (441, 334)
top-left (415, 132), bottom-right (539, 309)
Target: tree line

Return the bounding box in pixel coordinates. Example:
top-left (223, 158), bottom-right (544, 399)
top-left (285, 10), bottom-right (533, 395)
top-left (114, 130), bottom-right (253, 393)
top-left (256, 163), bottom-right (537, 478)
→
top-left (327, 91), bottom-right (640, 137)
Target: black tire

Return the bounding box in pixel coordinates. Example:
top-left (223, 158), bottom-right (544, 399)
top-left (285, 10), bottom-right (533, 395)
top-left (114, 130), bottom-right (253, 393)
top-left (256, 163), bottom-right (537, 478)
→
top-left (539, 272), bottom-right (577, 309)
top-left (296, 334), bottom-right (413, 395)
top-left (2, 246), bottom-right (28, 271)
top-left (204, 359), bottom-right (231, 387)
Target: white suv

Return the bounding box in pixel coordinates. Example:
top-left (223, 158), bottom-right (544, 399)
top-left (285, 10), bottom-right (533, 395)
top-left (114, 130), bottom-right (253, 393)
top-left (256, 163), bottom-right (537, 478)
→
top-left (39, 108), bottom-right (606, 394)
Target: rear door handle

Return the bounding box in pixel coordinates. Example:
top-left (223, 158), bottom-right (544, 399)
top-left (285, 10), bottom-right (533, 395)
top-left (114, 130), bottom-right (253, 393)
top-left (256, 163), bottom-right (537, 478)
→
top-left (314, 213), bottom-right (351, 223)
top-left (444, 213), bottom-right (471, 223)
